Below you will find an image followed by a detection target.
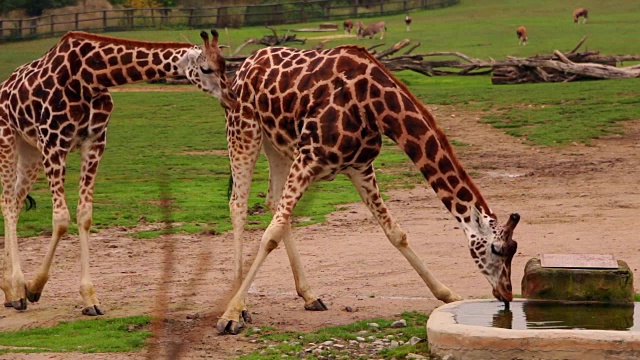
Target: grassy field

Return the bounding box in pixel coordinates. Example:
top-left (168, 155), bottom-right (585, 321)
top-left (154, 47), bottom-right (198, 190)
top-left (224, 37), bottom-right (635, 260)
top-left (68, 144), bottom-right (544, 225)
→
top-left (0, 316), bottom-right (150, 354)
top-left (0, 0), bottom-right (638, 237)
top-left (0, 0), bottom-right (639, 356)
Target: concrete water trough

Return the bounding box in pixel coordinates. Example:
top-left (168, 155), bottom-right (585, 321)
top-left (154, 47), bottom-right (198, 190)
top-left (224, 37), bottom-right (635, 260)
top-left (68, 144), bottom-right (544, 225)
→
top-left (427, 299), bottom-right (640, 360)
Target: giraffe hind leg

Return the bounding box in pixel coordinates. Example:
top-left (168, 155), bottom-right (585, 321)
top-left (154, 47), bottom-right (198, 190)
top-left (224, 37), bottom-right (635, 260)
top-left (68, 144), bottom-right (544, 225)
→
top-left (76, 137), bottom-right (106, 316)
top-left (74, 93), bottom-right (114, 316)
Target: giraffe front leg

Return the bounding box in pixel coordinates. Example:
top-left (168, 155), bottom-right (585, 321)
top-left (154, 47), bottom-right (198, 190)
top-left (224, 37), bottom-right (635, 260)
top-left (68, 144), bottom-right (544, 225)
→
top-left (346, 166), bottom-right (462, 303)
top-left (0, 126), bottom-right (27, 310)
top-left (219, 159), bottom-right (314, 334)
top-left (227, 116), bottom-right (262, 325)
top-left (217, 223), bottom-right (285, 334)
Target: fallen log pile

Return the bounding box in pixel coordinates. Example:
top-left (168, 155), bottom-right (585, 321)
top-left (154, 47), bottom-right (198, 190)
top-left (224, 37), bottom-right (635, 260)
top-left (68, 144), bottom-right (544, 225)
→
top-left (222, 36), bottom-right (640, 85)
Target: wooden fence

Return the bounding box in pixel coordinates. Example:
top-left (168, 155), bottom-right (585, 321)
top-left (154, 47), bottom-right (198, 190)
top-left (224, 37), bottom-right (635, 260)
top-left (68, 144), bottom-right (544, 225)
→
top-left (0, 0), bottom-right (459, 42)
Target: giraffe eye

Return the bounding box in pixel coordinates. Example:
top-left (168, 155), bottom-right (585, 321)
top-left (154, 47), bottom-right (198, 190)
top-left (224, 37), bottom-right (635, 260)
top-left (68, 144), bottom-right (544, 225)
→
top-left (491, 243), bottom-right (503, 257)
top-left (200, 66), bottom-right (214, 74)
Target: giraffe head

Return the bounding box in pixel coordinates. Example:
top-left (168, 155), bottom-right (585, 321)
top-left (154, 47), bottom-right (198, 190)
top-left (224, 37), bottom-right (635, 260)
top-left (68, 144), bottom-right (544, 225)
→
top-left (467, 212), bottom-right (520, 304)
top-left (183, 29), bottom-right (237, 110)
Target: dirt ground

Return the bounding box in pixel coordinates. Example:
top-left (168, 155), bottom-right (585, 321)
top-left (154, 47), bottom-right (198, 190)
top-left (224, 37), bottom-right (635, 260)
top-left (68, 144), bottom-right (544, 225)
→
top-left (1, 105), bottom-right (640, 359)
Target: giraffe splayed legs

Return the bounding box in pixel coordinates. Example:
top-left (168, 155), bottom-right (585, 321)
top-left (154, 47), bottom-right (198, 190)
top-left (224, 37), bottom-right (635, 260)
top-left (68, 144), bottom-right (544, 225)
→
top-left (0, 30), bottom-right (236, 314)
top-left (218, 46), bottom-right (520, 334)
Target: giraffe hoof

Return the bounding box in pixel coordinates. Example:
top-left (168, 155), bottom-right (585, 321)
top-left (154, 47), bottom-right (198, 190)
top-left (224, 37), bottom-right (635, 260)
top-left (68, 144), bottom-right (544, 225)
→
top-left (82, 305), bottom-right (105, 316)
top-left (304, 298), bottom-right (328, 311)
top-left (26, 290), bottom-right (41, 303)
top-left (241, 310), bottom-right (252, 324)
top-left (216, 318), bottom-right (244, 335)
top-left (4, 302), bottom-right (12, 308)
top-left (11, 298), bottom-right (27, 311)
top-left (442, 293), bottom-right (463, 303)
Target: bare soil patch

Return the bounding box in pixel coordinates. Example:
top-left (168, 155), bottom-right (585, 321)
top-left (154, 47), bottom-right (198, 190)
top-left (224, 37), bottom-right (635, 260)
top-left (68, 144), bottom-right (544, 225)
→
top-left (2, 107), bottom-right (640, 359)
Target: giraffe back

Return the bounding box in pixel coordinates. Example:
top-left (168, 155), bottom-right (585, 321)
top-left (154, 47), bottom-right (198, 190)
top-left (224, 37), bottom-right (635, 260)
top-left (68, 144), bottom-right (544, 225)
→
top-left (229, 45), bottom-right (485, 210)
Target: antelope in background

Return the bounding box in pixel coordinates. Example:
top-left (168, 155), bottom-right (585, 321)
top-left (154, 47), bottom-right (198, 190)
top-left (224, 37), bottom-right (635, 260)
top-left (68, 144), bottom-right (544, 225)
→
top-left (405, 14), bottom-right (412, 32)
top-left (357, 20), bottom-right (386, 40)
top-left (516, 26), bottom-right (528, 45)
top-left (343, 19), bottom-right (354, 34)
top-left (573, 8), bottom-right (588, 24)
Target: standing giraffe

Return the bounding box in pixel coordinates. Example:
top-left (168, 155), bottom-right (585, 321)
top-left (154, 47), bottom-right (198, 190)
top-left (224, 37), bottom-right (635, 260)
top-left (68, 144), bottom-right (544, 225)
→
top-left (0, 30), bottom-right (236, 315)
top-left (217, 46), bottom-right (520, 334)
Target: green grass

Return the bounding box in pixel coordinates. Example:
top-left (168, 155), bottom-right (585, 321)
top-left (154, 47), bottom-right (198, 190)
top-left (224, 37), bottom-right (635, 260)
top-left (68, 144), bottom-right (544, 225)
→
top-left (0, 316), bottom-right (151, 354)
top-left (239, 311), bottom-right (430, 360)
top-left (399, 75), bottom-right (640, 145)
top-left (0, 0), bottom-right (637, 238)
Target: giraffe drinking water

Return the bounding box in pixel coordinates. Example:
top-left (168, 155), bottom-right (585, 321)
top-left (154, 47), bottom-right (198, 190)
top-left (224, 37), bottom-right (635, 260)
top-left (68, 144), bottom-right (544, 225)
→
top-left (218, 45), bottom-right (520, 334)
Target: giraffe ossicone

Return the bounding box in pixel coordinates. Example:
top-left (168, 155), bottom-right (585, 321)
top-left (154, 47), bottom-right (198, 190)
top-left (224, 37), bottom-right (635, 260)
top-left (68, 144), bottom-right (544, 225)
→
top-left (0, 29), bottom-right (235, 315)
top-left (218, 45), bottom-right (520, 334)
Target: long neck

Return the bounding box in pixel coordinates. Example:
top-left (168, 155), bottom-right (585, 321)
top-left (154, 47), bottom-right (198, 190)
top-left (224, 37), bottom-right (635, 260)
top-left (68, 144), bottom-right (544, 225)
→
top-left (388, 109), bottom-right (492, 225)
top-left (56, 32), bottom-right (191, 88)
top-left (355, 49), bottom-right (493, 225)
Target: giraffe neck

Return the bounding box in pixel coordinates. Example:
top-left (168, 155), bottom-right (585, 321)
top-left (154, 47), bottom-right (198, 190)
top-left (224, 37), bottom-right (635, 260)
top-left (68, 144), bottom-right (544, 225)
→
top-left (352, 50), bottom-right (494, 229)
top-left (395, 117), bottom-right (493, 226)
top-left (55, 31), bottom-right (192, 88)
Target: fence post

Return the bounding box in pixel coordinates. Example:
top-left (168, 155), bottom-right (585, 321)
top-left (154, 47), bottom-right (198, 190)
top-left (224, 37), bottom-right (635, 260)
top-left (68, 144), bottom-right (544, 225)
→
top-left (299, 1), bottom-right (305, 23)
top-left (188, 8), bottom-right (194, 27)
top-left (75, 13), bottom-right (79, 30)
top-left (0, 20), bottom-right (3, 39)
top-left (103, 10), bottom-right (107, 29)
top-left (50, 15), bottom-right (54, 36)
top-left (18, 19), bottom-right (23, 38)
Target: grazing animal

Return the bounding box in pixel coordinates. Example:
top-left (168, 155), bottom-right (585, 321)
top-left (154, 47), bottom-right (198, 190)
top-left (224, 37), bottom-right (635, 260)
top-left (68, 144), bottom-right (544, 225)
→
top-left (343, 19), bottom-right (354, 34)
top-left (0, 30), bottom-right (235, 315)
top-left (216, 45), bottom-right (520, 334)
top-left (573, 8), bottom-right (588, 24)
top-left (357, 20), bottom-right (387, 40)
top-left (405, 14), bottom-right (412, 32)
top-left (516, 26), bottom-right (528, 46)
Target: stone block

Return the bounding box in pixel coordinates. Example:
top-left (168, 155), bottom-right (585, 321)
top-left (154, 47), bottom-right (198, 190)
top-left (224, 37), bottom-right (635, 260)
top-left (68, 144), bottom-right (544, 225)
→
top-left (521, 257), bottom-right (634, 304)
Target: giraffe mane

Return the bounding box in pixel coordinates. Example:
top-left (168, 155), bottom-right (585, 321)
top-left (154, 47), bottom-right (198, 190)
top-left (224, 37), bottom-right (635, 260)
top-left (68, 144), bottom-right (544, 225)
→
top-left (335, 45), bottom-right (494, 216)
top-left (61, 31), bottom-right (193, 50)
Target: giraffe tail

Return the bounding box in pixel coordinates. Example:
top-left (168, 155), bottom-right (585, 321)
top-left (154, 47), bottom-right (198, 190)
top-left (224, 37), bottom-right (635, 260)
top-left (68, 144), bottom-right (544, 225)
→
top-left (24, 194), bottom-right (36, 211)
top-left (227, 172), bottom-right (234, 201)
